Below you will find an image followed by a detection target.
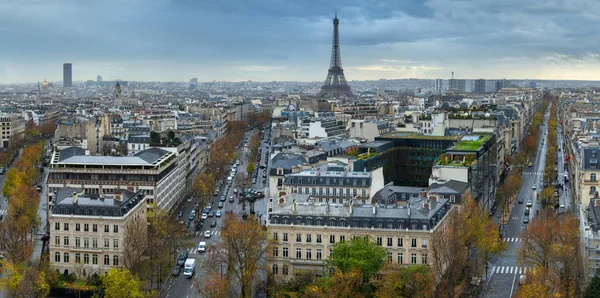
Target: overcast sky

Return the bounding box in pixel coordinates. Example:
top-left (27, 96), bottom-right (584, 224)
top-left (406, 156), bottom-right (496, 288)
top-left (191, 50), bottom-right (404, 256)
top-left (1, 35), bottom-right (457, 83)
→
top-left (2, 0), bottom-right (600, 83)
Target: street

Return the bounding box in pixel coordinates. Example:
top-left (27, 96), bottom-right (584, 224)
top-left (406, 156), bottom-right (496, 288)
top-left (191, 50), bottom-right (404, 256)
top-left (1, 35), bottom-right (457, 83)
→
top-left (162, 128), bottom-right (272, 298)
top-left (484, 103), bottom-right (552, 298)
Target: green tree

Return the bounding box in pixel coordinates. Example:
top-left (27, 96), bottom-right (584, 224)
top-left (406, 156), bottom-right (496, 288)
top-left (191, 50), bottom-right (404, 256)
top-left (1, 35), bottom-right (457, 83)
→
top-left (101, 268), bottom-right (146, 298)
top-left (327, 237), bottom-right (387, 284)
top-left (585, 270), bottom-right (600, 298)
top-left (149, 131), bottom-right (161, 146)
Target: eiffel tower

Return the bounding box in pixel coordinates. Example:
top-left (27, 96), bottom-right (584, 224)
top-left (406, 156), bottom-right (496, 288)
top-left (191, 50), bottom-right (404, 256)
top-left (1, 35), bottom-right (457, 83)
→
top-left (317, 13), bottom-right (353, 99)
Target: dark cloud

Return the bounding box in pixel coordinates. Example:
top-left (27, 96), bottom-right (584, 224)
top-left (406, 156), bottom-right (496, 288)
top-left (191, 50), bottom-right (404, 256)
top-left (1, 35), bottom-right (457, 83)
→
top-left (1, 0), bottom-right (600, 83)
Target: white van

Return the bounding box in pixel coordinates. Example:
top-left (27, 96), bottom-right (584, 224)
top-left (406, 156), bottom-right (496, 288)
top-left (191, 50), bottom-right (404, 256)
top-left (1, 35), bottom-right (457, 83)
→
top-left (183, 258), bottom-right (196, 278)
top-left (227, 176), bottom-right (232, 182)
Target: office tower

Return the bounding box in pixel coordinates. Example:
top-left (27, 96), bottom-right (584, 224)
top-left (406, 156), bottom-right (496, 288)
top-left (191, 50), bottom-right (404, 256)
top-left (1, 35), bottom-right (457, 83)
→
top-left (63, 63), bottom-right (72, 87)
top-left (457, 79), bottom-right (466, 93)
top-left (495, 80), bottom-right (502, 92)
top-left (529, 81), bottom-right (536, 89)
top-left (435, 79), bottom-right (443, 94)
top-left (190, 78), bottom-right (198, 85)
top-left (474, 79), bottom-right (486, 93)
top-left (97, 75), bottom-right (102, 83)
top-left (317, 13), bottom-right (353, 99)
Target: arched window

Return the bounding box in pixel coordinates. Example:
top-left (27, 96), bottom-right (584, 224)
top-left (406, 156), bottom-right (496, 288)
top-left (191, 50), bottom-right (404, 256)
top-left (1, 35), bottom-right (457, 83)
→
top-left (113, 255), bottom-right (119, 266)
top-left (75, 253), bottom-right (81, 264)
top-left (84, 253), bottom-right (90, 264)
top-left (104, 255), bottom-right (110, 265)
top-left (282, 265), bottom-right (289, 276)
top-left (64, 253), bottom-right (69, 263)
top-left (54, 252), bottom-right (60, 263)
top-left (272, 264), bottom-right (278, 275)
top-left (592, 174), bottom-right (597, 182)
top-left (92, 254), bottom-right (98, 265)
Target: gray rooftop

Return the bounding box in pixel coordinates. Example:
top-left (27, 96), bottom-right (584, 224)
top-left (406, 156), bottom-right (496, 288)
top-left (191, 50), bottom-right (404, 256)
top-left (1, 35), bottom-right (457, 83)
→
top-left (52, 188), bottom-right (145, 217)
top-left (54, 146), bottom-right (172, 166)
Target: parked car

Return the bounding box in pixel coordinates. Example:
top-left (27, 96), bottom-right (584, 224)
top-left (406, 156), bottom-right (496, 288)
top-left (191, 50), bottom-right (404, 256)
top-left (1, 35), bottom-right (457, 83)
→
top-left (229, 196), bottom-right (234, 203)
top-left (188, 214), bottom-right (194, 221)
top-left (518, 197), bottom-right (523, 204)
top-left (210, 220), bottom-right (217, 227)
top-left (216, 210), bottom-right (222, 217)
top-left (178, 210), bottom-right (183, 217)
top-left (201, 213), bottom-right (208, 220)
top-left (218, 202), bottom-right (224, 209)
top-left (208, 211), bottom-right (214, 217)
top-left (177, 251), bottom-right (188, 266)
top-left (171, 265), bottom-right (181, 276)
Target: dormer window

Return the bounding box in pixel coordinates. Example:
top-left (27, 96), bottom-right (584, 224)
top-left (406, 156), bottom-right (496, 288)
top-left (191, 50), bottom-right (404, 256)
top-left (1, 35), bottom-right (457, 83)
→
top-left (277, 168), bottom-right (283, 175)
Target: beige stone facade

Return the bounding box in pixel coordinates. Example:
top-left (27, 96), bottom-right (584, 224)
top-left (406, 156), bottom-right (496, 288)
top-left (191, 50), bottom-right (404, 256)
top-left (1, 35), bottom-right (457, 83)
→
top-left (48, 191), bottom-right (147, 277)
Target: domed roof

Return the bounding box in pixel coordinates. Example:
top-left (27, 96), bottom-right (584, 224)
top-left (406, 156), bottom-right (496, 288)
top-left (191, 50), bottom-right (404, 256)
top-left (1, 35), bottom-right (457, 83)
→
top-left (42, 78), bottom-right (48, 86)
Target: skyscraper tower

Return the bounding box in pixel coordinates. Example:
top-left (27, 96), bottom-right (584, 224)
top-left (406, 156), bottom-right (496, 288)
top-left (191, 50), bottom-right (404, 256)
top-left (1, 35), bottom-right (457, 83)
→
top-left (317, 12), bottom-right (353, 99)
top-left (63, 63), bottom-right (72, 87)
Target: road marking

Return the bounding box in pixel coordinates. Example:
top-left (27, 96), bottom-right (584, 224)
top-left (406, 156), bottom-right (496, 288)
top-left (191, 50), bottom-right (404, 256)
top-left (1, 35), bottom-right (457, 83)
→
top-left (0, 209), bottom-right (6, 216)
top-left (494, 266), bottom-right (530, 275)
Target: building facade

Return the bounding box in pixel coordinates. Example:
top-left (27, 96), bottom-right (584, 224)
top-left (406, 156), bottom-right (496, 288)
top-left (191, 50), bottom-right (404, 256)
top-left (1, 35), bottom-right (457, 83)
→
top-left (49, 189), bottom-right (147, 276)
top-left (0, 114), bottom-right (25, 149)
top-left (48, 146), bottom-right (185, 211)
top-left (267, 195), bottom-right (453, 280)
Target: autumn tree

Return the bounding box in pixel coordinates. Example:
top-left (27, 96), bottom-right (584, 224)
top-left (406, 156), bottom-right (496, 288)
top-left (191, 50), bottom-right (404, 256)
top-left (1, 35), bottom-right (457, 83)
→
top-left (429, 208), bottom-right (467, 296)
top-left (145, 204), bottom-right (190, 290)
top-left (39, 119), bottom-right (56, 136)
top-left (373, 264), bottom-right (435, 298)
top-left (192, 172), bottom-right (217, 207)
top-left (0, 261), bottom-right (50, 298)
top-left (477, 219), bottom-right (507, 279)
top-left (123, 216), bottom-right (148, 276)
top-left (212, 213), bottom-right (275, 298)
top-left (327, 237), bottom-right (387, 285)
top-left (304, 269), bottom-right (366, 298)
top-left (101, 268), bottom-right (151, 298)
top-left (518, 209), bottom-right (583, 296)
top-left (194, 267), bottom-right (232, 298)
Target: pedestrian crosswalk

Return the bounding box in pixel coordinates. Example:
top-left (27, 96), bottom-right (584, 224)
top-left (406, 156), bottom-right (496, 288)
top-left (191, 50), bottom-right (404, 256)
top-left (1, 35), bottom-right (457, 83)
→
top-left (492, 266), bottom-right (530, 275)
top-left (503, 237), bottom-right (522, 242)
top-left (523, 172), bottom-right (544, 176)
top-left (0, 209), bottom-right (6, 216)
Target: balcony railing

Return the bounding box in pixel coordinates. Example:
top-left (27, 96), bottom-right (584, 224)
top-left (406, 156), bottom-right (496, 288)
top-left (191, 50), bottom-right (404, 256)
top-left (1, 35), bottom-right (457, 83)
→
top-left (48, 179), bottom-right (156, 187)
top-left (50, 167), bottom-right (161, 175)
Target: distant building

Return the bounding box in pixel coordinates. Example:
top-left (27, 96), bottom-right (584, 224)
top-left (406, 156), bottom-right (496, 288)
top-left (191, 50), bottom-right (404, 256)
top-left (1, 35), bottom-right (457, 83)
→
top-left (435, 79), bottom-right (443, 94)
top-left (449, 78), bottom-right (458, 91)
top-left (97, 75), bottom-right (102, 83)
top-left (457, 79), bottom-right (467, 93)
top-left (190, 78), bottom-right (198, 85)
top-left (348, 119), bottom-right (392, 142)
top-left (474, 79), bottom-right (486, 93)
top-left (49, 189), bottom-right (147, 276)
top-left (0, 114), bottom-right (25, 149)
top-left (63, 63), bottom-right (72, 88)
top-left (300, 115), bottom-right (347, 139)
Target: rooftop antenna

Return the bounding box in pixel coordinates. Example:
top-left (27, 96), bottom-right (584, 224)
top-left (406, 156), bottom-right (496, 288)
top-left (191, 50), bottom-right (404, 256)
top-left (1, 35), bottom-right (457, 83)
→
top-left (451, 71), bottom-right (454, 79)
top-left (335, 9), bottom-right (337, 18)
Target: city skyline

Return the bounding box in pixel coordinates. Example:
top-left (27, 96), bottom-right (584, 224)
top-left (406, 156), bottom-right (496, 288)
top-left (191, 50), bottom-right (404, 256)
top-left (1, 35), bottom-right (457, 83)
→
top-left (2, 0), bottom-right (600, 84)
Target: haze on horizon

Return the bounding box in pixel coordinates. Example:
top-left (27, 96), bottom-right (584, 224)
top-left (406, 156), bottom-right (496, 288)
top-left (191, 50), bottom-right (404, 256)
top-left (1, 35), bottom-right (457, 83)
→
top-left (2, 0), bottom-right (600, 84)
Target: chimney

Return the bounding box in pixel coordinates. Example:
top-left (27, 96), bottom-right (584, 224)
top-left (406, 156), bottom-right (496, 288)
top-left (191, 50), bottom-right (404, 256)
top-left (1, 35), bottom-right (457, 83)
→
top-left (407, 202), bottom-right (411, 217)
top-left (372, 204), bottom-right (376, 215)
top-left (292, 199), bottom-right (296, 212)
top-left (72, 192), bottom-right (78, 205)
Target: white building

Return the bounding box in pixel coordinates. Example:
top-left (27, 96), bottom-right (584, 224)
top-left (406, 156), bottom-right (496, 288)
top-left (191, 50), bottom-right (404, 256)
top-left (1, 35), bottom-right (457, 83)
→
top-left (48, 146), bottom-right (185, 211)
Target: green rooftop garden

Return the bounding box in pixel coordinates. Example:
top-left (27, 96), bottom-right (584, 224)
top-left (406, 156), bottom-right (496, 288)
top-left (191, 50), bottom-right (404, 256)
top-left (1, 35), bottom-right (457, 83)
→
top-left (451, 134), bottom-right (491, 151)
